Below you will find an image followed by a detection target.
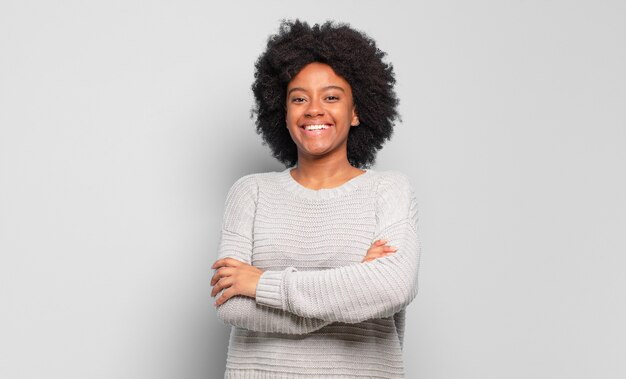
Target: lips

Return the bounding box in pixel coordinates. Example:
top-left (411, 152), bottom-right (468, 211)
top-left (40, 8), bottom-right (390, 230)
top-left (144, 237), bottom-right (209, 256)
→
top-left (300, 123), bottom-right (333, 130)
top-left (299, 123), bottom-right (332, 137)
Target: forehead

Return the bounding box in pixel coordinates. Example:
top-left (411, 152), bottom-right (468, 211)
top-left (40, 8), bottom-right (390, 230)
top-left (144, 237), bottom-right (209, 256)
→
top-left (287, 62), bottom-right (351, 91)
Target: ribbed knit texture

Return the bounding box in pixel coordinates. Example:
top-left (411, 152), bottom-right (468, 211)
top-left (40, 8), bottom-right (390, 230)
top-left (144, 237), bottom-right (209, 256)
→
top-left (214, 167), bottom-right (421, 379)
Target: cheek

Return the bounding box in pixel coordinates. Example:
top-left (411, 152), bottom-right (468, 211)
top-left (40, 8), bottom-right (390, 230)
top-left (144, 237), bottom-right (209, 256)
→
top-left (328, 105), bottom-right (352, 120)
top-left (285, 108), bottom-right (300, 124)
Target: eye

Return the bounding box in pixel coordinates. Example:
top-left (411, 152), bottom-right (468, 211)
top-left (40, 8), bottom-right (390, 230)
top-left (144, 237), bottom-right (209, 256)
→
top-left (326, 95), bottom-right (339, 101)
top-left (291, 97), bottom-right (306, 103)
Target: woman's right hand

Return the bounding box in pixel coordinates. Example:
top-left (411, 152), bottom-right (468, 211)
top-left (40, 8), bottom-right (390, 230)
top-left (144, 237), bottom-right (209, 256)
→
top-left (361, 239), bottom-right (398, 263)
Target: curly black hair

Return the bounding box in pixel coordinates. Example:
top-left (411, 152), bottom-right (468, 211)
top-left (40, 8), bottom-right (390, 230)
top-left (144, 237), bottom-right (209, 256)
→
top-left (250, 19), bottom-right (400, 169)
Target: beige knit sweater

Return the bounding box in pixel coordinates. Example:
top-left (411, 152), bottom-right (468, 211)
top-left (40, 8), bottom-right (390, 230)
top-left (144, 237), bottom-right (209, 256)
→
top-left (213, 167), bottom-right (421, 378)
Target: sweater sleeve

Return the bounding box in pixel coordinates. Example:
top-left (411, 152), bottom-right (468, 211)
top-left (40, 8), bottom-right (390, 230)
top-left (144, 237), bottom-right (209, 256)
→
top-left (213, 174), bottom-right (332, 334)
top-left (255, 171), bottom-right (422, 324)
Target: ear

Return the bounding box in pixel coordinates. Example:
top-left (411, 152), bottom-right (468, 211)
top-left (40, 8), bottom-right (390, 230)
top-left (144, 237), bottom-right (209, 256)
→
top-left (350, 105), bottom-right (359, 126)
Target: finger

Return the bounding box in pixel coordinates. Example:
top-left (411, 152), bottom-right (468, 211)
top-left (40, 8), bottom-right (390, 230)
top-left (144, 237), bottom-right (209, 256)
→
top-left (210, 267), bottom-right (223, 286)
top-left (211, 260), bottom-right (221, 270)
top-left (212, 258), bottom-right (233, 270)
top-left (212, 257), bottom-right (243, 270)
top-left (215, 287), bottom-right (235, 306)
top-left (211, 276), bottom-right (235, 297)
top-left (210, 267), bottom-right (225, 286)
top-left (211, 280), bottom-right (220, 297)
top-left (372, 251), bottom-right (395, 260)
top-left (210, 267), bottom-right (234, 286)
top-left (384, 246), bottom-right (398, 252)
top-left (369, 245), bottom-right (389, 254)
top-left (211, 276), bottom-right (234, 297)
top-left (211, 282), bottom-right (219, 297)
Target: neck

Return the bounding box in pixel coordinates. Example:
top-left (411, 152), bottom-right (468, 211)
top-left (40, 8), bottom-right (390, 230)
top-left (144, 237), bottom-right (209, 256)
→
top-left (291, 156), bottom-right (364, 189)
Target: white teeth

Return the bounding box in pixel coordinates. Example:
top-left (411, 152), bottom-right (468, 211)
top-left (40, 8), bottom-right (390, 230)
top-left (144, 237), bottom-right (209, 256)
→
top-left (304, 124), bottom-right (330, 130)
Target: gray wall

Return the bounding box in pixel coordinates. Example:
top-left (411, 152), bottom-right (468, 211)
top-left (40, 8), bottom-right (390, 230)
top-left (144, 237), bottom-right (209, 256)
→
top-left (1, 1), bottom-right (624, 378)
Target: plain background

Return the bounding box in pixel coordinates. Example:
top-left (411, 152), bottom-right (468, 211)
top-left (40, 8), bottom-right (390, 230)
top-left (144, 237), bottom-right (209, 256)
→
top-left (1, 1), bottom-right (624, 378)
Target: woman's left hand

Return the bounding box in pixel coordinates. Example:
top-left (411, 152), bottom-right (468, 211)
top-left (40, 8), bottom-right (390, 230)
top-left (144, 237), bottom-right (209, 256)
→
top-left (210, 258), bottom-right (264, 306)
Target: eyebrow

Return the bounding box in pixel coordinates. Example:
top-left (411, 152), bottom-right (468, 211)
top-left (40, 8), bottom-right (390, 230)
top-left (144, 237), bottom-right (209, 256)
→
top-left (287, 85), bottom-right (346, 96)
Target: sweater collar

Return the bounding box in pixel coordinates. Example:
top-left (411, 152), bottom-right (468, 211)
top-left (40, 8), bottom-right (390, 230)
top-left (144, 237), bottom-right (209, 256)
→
top-left (278, 167), bottom-right (376, 200)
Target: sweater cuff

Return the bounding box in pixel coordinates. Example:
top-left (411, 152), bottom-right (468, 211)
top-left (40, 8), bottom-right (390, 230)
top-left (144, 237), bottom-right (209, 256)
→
top-left (255, 267), bottom-right (296, 310)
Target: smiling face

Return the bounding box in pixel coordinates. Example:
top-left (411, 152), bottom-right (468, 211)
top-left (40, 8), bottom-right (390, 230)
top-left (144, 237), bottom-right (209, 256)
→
top-left (285, 62), bottom-right (359, 163)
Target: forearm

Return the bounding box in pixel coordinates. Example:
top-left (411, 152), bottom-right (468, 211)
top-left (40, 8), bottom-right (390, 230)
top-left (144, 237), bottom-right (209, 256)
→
top-left (255, 218), bottom-right (421, 324)
top-left (216, 294), bottom-right (331, 334)
top-left (215, 229), bottom-right (332, 334)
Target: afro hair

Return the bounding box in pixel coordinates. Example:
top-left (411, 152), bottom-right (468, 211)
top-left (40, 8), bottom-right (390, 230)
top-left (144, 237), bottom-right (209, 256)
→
top-left (251, 19), bottom-right (400, 169)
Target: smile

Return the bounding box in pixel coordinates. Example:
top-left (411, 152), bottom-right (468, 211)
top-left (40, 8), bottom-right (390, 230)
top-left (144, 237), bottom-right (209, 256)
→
top-left (300, 124), bottom-right (332, 136)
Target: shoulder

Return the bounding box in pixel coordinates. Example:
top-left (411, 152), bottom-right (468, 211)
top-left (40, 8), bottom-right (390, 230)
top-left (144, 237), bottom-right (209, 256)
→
top-left (373, 170), bottom-right (419, 228)
top-left (228, 172), bottom-right (259, 192)
top-left (221, 173), bottom-right (262, 230)
top-left (224, 173), bottom-right (260, 206)
top-left (374, 169), bottom-right (416, 200)
top-left (225, 169), bottom-right (284, 202)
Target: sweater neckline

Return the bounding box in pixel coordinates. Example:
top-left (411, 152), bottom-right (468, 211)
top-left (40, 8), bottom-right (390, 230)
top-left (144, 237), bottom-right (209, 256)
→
top-left (278, 166), bottom-right (375, 200)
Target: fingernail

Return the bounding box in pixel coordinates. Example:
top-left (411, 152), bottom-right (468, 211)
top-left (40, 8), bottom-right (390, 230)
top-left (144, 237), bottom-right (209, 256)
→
top-left (390, 246), bottom-right (398, 251)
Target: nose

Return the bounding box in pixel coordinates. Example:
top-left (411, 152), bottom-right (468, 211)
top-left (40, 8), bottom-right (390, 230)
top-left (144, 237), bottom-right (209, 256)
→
top-left (304, 97), bottom-right (324, 117)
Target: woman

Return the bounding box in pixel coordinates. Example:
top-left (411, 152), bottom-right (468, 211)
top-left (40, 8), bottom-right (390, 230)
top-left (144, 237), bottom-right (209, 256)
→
top-left (210, 19), bottom-right (421, 378)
